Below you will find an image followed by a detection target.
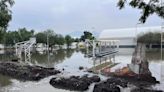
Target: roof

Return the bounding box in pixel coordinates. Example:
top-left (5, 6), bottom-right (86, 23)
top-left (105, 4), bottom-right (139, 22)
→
top-left (99, 26), bottom-right (161, 40)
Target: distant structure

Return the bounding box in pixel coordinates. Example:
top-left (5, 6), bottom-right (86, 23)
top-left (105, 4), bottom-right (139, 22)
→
top-left (36, 43), bottom-right (47, 52)
top-left (0, 44), bottom-right (4, 50)
top-left (0, 44), bottom-right (4, 54)
top-left (99, 26), bottom-right (161, 49)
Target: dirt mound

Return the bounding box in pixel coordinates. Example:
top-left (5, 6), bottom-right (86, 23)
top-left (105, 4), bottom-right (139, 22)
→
top-left (0, 62), bottom-right (60, 81)
top-left (50, 75), bottom-right (101, 91)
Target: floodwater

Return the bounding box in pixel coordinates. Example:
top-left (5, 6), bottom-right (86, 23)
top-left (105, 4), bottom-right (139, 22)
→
top-left (0, 48), bottom-right (164, 92)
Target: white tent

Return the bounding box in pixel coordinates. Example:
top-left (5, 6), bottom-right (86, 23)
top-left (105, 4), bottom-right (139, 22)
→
top-left (99, 26), bottom-right (161, 48)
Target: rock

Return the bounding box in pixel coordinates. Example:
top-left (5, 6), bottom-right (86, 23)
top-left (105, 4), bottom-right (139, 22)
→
top-left (94, 83), bottom-right (120, 92)
top-left (89, 75), bottom-right (101, 82)
top-left (131, 88), bottom-right (163, 92)
top-left (106, 78), bottom-right (128, 88)
top-left (0, 62), bottom-right (60, 81)
top-left (137, 74), bottom-right (159, 84)
top-left (11, 59), bottom-right (19, 62)
top-left (50, 75), bottom-right (101, 91)
top-left (93, 77), bottom-right (128, 92)
top-left (62, 68), bottom-right (65, 71)
top-left (87, 70), bottom-right (94, 73)
top-left (79, 66), bottom-right (84, 70)
top-left (114, 74), bottom-right (159, 87)
top-left (93, 82), bottom-right (120, 92)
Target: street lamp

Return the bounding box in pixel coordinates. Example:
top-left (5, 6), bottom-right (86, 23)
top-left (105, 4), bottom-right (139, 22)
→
top-left (47, 32), bottom-right (50, 65)
top-left (161, 0), bottom-right (164, 60)
top-left (161, 22), bottom-right (164, 60)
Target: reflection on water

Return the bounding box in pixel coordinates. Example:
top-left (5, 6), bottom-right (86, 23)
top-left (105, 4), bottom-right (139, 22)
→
top-left (0, 49), bottom-right (77, 66)
top-left (0, 74), bottom-right (11, 87)
top-left (0, 49), bottom-right (91, 92)
top-left (31, 49), bottom-right (75, 67)
top-left (146, 50), bottom-right (164, 61)
top-left (0, 48), bottom-right (164, 92)
top-left (0, 49), bottom-right (89, 91)
top-left (0, 50), bottom-right (15, 62)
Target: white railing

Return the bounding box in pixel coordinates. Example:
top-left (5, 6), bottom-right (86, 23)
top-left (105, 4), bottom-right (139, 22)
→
top-left (85, 39), bottom-right (119, 59)
top-left (15, 37), bottom-right (36, 63)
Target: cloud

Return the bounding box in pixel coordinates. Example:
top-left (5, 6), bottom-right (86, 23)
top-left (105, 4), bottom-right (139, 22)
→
top-left (8, 0), bottom-right (161, 35)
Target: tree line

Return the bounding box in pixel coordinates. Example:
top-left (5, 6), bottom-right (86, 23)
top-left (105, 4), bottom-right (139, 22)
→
top-left (137, 32), bottom-right (162, 44)
top-left (0, 28), bottom-right (73, 48)
top-left (0, 27), bottom-right (95, 48)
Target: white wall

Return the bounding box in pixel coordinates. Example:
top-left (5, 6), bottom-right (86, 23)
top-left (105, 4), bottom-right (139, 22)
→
top-left (99, 37), bottom-right (136, 46)
top-left (0, 44), bottom-right (4, 49)
top-left (117, 38), bottom-right (136, 46)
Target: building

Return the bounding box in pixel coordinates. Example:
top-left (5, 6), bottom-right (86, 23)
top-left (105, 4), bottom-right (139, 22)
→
top-left (99, 26), bottom-right (161, 48)
top-left (99, 26), bottom-right (161, 54)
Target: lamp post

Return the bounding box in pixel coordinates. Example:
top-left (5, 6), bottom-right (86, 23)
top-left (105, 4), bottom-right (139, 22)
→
top-left (161, 23), bottom-right (164, 60)
top-left (161, 0), bottom-right (164, 61)
top-left (160, 0), bottom-right (164, 82)
top-left (47, 32), bottom-right (50, 65)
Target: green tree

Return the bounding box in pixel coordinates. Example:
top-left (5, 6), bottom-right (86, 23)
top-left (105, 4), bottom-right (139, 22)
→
top-left (117, 0), bottom-right (164, 23)
top-left (44, 29), bottom-right (57, 49)
top-left (17, 28), bottom-right (34, 42)
top-left (35, 29), bottom-right (66, 49)
top-left (35, 32), bottom-right (47, 44)
top-left (0, 28), bottom-right (5, 43)
top-left (5, 31), bottom-right (17, 45)
top-left (56, 34), bottom-right (65, 46)
top-left (0, 0), bottom-right (14, 43)
top-left (65, 35), bottom-right (73, 48)
top-left (35, 29), bottom-right (55, 45)
top-left (0, 0), bottom-right (14, 29)
top-left (74, 38), bottom-right (80, 42)
top-left (5, 28), bottom-right (34, 45)
top-left (80, 31), bottom-right (95, 42)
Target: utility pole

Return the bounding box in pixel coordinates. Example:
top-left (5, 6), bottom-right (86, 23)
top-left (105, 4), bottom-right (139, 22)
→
top-left (92, 40), bottom-right (95, 59)
top-left (161, 0), bottom-right (164, 82)
top-left (161, 23), bottom-right (164, 60)
top-left (161, 0), bottom-right (164, 60)
top-left (135, 23), bottom-right (142, 43)
top-left (47, 32), bottom-right (50, 65)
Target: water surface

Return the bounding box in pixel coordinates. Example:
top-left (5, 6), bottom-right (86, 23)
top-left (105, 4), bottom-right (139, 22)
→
top-left (0, 48), bottom-right (164, 92)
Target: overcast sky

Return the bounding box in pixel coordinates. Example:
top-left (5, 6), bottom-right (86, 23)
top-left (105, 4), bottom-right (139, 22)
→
top-left (8, 0), bottom-right (161, 35)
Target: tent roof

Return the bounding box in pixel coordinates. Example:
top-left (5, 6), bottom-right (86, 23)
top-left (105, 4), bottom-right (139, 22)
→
top-left (99, 26), bottom-right (161, 39)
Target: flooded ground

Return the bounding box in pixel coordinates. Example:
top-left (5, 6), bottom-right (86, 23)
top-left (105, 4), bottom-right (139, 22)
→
top-left (0, 48), bottom-right (164, 92)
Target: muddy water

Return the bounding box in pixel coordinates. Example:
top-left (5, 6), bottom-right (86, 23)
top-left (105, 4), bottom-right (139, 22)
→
top-left (0, 48), bottom-right (164, 92)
